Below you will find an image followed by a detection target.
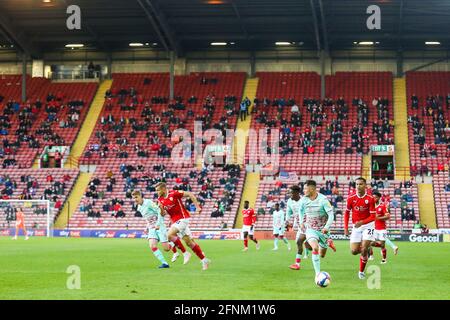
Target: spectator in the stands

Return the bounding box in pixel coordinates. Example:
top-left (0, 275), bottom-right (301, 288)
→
top-left (387, 161), bottom-right (394, 176)
top-left (390, 197), bottom-right (399, 209)
top-left (411, 94), bottom-right (419, 109)
top-left (348, 178), bottom-right (356, 189)
top-left (220, 220), bottom-right (228, 230)
top-left (372, 159), bottom-right (379, 174)
top-left (112, 202), bottom-right (125, 218)
top-left (370, 178), bottom-right (377, 189)
top-left (188, 202), bottom-right (197, 214)
top-left (402, 190), bottom-right (413, 203)
top-left (420, 162), bottom-right (429, 176)
top-left (88, 61), bottom-right (95, 78)
top-left (239, 100), bottom-right (247, 121)
top-left (376, 180), bottom-right (384, 189)
top-left (210, 201), bottom-right (223, 218)
top-left (42, 151), bottom-right (49, 168)
top-left (410, 163), bottom-right (418, 176)
top-left (55, 151), bottom-right (62, 168)
top-left (445, 183), bottom-right (450, 192)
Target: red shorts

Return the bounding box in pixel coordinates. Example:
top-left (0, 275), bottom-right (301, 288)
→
top-left (16, 222), bottom-right (25, 229)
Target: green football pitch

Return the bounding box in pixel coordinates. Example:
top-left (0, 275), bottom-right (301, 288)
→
top-left (0, 237), bottom-right (449, 300)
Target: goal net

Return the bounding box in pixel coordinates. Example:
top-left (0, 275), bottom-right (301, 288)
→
top-left (0, 200), bottom-right (52, 237)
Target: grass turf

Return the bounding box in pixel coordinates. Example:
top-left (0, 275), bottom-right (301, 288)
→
top-left (0, 237), bottom-right (449, 300)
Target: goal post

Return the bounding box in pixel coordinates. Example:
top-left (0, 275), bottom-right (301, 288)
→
top-left (0, 200), bottom-right (52, 238)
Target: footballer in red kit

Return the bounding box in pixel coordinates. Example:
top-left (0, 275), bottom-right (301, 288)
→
top-left (368, 191), bottom-right (399, 263)
top-left (242, 200), bottom-right (260, 251)
top-left (344, 177), bottom-right (376, 279)
top-left (155, 182), bottom-right (210, 270)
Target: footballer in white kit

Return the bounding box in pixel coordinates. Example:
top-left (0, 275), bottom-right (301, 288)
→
top-left (285, 185), bottom-right (310, 270)
top-left (272, 203), bottom-right (291, 251)
top-left (132, 190), bottom-right (178, 268)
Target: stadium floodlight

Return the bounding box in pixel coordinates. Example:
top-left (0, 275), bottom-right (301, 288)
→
top-left (358, 41), bottom-right (375, 45)
top-left (425, 41), bottom-right (440, 45)
top-left (129, 43), bottom-right (144, 47)
top-left (211, 42), bottom-right (227, 46)
top-left (65, 44), bottom-right (84, 48)
top-left (275, 42), bottom-right (292, 46)
top-left (0, 200), bottom-right (52, 238)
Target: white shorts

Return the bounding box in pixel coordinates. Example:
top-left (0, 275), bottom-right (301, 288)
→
top-left (147, 227), bottom-right (169, 243)
top-left (171, 218), bottom-right (192, 238)
top-left (295, 228), bottom-right (306, 241)
top-left (350, 221), bottom-right (375, 243)
top-left (242, 225), bottom-right (254, 235)
top-left (374, 229), bottom-right (388, 241)
top-left (273, 227), bottom-right (285, 236)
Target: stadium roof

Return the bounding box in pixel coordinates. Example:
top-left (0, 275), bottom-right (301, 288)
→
top-left (0, 0), bottom-right (449, 58)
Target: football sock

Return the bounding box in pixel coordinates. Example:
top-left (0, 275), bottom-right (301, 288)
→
top-left (382, 248), bottom-right (387, 260)
top-left (312, 251), bottom-right (321, 275)
top-left (359, 256), bottom-right (368, 272)
top-left (151, 247), bottom-right (167, 265)
top-left (295, 253), bottom-right (302, 265)
top-left (274, 237), bottom-right (279, 248)
top-left (385, 238), bottom-right (396, 249)
top-left (244, 239), bottom-right (248, 248)
top-left (169, 236), bottom-right (186, 253)
top-left (281, 236), bottom-right (289, 245)
top-left (189, 242), bottom-right (205, 260)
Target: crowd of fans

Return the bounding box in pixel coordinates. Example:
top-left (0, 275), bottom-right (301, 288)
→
top-left (86, 87), bottom-right (243, 161)
top-left (368, 177), bottom-right (417, 221)
top-left (252, 95), bottom-right (393, 157)
top-left (0, 173), bottom-right (70, 205)
top-left (0, 173), bottom-right (72, 223)
top-left (409, 94), bottom-right (450, 175)
top-left (80, 161), bottom-right (242, 221)
top-left (0, 92), bottom-right (87, 168)
top-left (210, 164), bottom-right (241, 218)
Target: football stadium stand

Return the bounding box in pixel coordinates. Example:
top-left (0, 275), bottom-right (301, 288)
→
top-left (248, 72), bottom-right (393, 176)
top-left (406, 72), bottom-right (450, 175)
top-left (0, 168), bottom-right (79, 230)
top-left (0, 71), bottom-right (447, 233)
top-left (0, 76), bottom-right (98, 168)
top-left (69, 72), bottom-right (247, 230)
